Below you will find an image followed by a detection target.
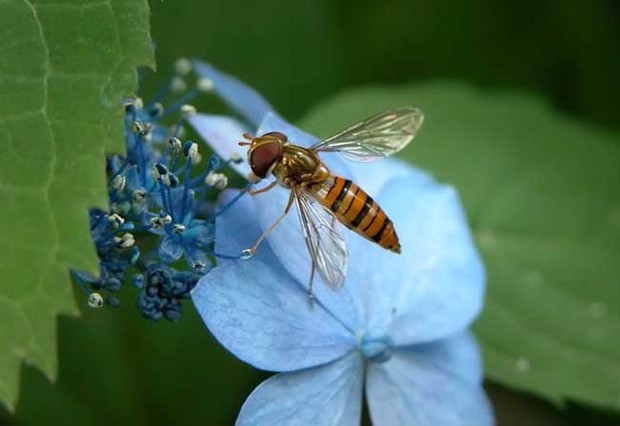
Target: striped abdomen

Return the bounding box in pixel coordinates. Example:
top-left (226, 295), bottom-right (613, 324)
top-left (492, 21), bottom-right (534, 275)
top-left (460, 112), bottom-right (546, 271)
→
top-left (310, 176), bottom-right (401, 253)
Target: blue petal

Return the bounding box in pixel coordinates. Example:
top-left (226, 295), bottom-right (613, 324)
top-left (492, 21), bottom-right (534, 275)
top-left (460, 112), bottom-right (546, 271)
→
top-left (187, 113), bottom-right (250, 177)
top-left (193, 60), bottom-right (273, 127)
top-left (158, 235), bottom-right (183, 262)
top-left (167, 187), bottom-right (194, 222)
top-left (346, 157), bottom-right (429, 197)
top-left (211, 190), bottom-right (279, 266)
top-left (191, 257), bottom-right (356, 372)
top-left (366, 332), bottom-right (494, 426)
top-left (345, 173), bottom-right (485, 345)
top-left (255, 112), bottom-right (320, 147)
top-left (237, 352), bottom-right (363, 426)
top-left (196, 191), bottom-right (361, 369)
top-left (124, 165), bottom-right (148, 192)
top-left (188, 219), bottom-right (214, 246)
top-left (408, 331), bottom-right (485, 385)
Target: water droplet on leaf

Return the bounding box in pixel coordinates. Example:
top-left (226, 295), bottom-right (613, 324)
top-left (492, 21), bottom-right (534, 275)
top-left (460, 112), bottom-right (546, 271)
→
top-left (589, 302), bottom-right (608, 319)
top-left (515, 357), bottom-right (530, 372)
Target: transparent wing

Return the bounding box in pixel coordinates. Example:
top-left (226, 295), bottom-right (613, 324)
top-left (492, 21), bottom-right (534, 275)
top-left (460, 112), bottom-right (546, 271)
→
top-left (310, 106), bottom-right (424, 162)
top-left (293, 186), bottom-right (348, 290)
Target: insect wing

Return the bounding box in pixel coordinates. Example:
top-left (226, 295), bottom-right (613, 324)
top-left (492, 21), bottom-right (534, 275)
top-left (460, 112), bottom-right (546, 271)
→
top-left (310, 106), bottom-right (424, 162)
top-left (293, 187), bottom-right (348, 290)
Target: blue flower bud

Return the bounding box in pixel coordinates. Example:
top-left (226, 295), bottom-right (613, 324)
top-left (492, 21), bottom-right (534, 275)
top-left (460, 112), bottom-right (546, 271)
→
top-left (208, 155), bottom-right (221, 170)
top-left (106, 295), bottom-right (121, 308)
top-left (132, 274), bottom-right (145, 289)
top-left (154, 163), bottom-right (168, 175)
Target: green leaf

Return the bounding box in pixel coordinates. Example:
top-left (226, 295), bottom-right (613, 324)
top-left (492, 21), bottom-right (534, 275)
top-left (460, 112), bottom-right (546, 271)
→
top-left (0, 0), bottom-right (153, 410)
top-left (485, 381), bottom-right (620, 426)
top-left (298, 84), bottom-right (620, 409)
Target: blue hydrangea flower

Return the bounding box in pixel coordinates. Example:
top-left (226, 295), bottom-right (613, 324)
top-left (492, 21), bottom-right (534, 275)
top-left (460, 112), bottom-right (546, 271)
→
top-left (73, 63), bottom-right (229, 321)
top-left (188, 61), bottom-right (494, 425)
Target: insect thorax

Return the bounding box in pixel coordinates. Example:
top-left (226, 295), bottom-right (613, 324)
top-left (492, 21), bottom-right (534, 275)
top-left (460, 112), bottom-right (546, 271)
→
top-left (273, 145), bottom-right (328, 185)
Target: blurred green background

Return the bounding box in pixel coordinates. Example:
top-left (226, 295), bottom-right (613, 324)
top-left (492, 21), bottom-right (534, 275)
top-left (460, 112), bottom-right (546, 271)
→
top-left (3, 0), bottom-right (620, 424)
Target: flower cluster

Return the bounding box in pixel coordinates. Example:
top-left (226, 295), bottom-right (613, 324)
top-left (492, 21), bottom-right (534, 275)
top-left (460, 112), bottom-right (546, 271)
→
top-left (78, 56), bottom-right (494, 423)
top-left (73, 61), bottom-right (238, 321)
top-left (187, 61), bottom-right (495, 425)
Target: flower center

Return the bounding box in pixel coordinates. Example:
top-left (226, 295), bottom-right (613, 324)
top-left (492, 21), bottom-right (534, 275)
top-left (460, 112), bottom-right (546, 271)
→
top-left (358, 328), bottom-right (394, 363)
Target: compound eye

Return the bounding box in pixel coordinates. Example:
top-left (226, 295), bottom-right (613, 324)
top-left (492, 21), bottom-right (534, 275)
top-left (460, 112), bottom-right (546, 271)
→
top-left (249, 141), bottom-right (282, 178)
top-left (261, 131), bottom-right (288, 141)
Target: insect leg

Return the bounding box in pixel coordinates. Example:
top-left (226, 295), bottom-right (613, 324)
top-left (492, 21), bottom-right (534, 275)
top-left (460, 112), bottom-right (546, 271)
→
top-left (245, 191), bottom-right (295, 255)
top-left (249, 180), bottom-right (277, 196)
top-left (307, 260), bottom-right (316, 309)
top-left (291, 185), bottom-right (319, 308)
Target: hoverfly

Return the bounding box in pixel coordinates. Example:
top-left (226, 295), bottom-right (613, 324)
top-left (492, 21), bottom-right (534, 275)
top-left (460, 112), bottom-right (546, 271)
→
top-left (238, 107), bottom-right (424, 297)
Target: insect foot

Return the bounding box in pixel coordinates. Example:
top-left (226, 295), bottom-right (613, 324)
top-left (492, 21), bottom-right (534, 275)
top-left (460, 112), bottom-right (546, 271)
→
top-left (240, 249), bottom-right (255, 260)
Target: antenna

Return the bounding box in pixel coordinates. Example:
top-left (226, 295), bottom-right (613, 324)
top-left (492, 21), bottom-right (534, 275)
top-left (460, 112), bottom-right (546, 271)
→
top-left (239, 132), bottom-right (253, 146)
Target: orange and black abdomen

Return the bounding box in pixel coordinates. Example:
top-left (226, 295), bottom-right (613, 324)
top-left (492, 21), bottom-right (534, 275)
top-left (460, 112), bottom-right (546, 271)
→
top-left (312, 176), bottom-right (401, 253)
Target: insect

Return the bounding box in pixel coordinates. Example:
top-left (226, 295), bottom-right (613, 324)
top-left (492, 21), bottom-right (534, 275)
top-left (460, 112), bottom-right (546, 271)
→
top-left (238, 107), bottom-right (424, 297)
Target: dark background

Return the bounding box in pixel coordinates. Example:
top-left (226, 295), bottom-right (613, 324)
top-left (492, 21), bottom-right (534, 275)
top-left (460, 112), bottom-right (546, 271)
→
top-left (3, 0), bottom-right (620, 424)
top-left (144, 0), bottom-right (620, 129)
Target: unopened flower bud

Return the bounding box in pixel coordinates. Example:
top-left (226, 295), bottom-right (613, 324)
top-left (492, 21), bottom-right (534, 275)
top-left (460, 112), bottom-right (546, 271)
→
top-left (205, 171), bottom-right (228, 190)
top-left (174, 58), bottom-right (192, 76)
top-left (114, 233), bottom-right (135, 249)
top-left (180, 104), bottom-right (197, 117)
top-left (168, 137), bottom-right (182, 151)
top-left (107, 213), bottom-right (125, 228)
top-left (112, 174), bottom-right (126, 191)
top-left (197, 77), bottom-right (214, 92)
top-left (88, 292), bottom-right (104, 308)
top-left (170, 76), bottom-right (187, 93)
